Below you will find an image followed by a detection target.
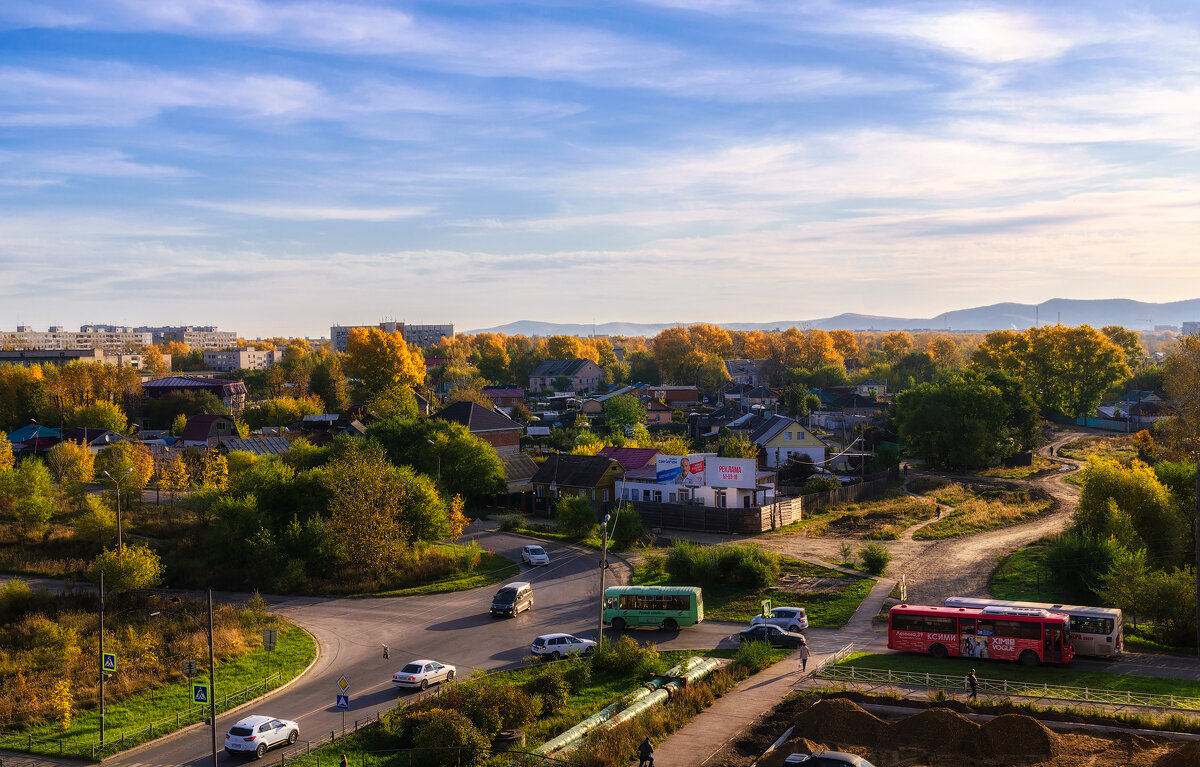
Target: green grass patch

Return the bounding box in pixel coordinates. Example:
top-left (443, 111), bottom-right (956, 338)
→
top-left (989, 537), bottom-right (1074, 602)
top-left (766, 490), bottom-right (935, 540)
top-left (367, 548), bottom-right (519, 597)
top-left (5, 621), bottom-right (316, 759)
top-left (833, 652), bottom-right (1200, 699)
top-left (1058, 435), bottom-right (1138, 464)
top-left (634, 554), bottom-right (875, 627)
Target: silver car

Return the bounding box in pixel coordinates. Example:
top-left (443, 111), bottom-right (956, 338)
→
top-left (391, 659), bottom-right (456, 690)
top-left (750, 606), bottom-right (808, 633)
top-left (224, 715), bottom-right (299, 759)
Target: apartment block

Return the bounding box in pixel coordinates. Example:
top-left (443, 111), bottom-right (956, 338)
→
top-left (331, 321), bottom-right (453, 352)
top-left (203, 348), bottom-right (280, 371)
top-left (2, 325), bottom-right (152, 353)
top-left (1183, 321), bottom-right (1200, 336)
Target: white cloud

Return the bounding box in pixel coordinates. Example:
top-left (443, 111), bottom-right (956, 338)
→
top-left (185, 201), bottom-right (431, 221)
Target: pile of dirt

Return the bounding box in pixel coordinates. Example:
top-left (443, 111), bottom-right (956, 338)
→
top-left (1153, 739), bottom-right (1200, 767)
top-left (790, 698), bottom-right (889, 748)
top-left (976, 714), bottom-right (1062, 760)
top-left (891, 707), bottom-right (978, 753)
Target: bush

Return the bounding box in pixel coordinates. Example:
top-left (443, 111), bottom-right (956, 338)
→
top-left (610, 506), bottom-right (646, 547)
top-left (556, 496), bottom-right (599, 538)
top-left (525, 666), bottom-right (570, 714)
top-left (592, 635), bottom-right (663, 678)
top-left (560, 653), bottom-right (592, 690)
top-left (409, 708), bottom-right (489, 767)
top-left (663, 541), bottom-right (780, 588)
top-left (1045, 531), bottom-right (1123, 602)
top-left (731, 638), bottom-right (775, 674)
top-left (73, 496), bottom-right (117, 550)
top-left (459, 680), bottom-right (538, 738)
top-left (498, 513), bottom-right (526, 532)
top-left (804, 476), bottom-right (841, 494)
top-left (838, 541), bottom-right (854, 565)
top-left (858, 542), bottom-right (892, 575)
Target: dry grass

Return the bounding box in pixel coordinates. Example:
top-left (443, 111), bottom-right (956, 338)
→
top-left (971, 454), bottom-right (1055, 479)
top-left (913, 484), bottom-right (1053, 540)
top-left (799, 491), bottom-right (937, 540)
top-left (1057, 435), bottom-right (1139, 464)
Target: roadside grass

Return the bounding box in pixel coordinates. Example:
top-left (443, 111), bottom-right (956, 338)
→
top-left (912, 484), bottom-right (1053, 540)
top-left (498, 521), bottom-right (618, 551)
top-left (1057, 435), bottom-right (1138, 464)
top-left (989, 537), bottom-right (1073, 602)
top-left (634, 555), bottom-right (874, 627)
top-left (366, 547), bottom-right (518, 597)
top-left (967, 455), bottom-right (1055, 479)
top-left (832, 652), bottom-right (1200, 699)
top-left (767, 490), bottom-right (936, 540)
top-left (6, 621), bottom-right (315, 758)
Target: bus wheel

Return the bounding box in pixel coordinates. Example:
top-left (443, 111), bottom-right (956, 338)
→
top-left (612, 618), bottom-right (626, 631)
top-left (1019, 650), bottom-right (1039, 667)
top-left (663, 619), bottom-right (678, 632)
top-left (929, 644), bottom-right (948, 659)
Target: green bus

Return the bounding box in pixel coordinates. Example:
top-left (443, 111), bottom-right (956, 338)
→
top-left (603, 586), bottom-right (704, 631)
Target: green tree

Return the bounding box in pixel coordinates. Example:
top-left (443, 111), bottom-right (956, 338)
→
top-left (0, 458), bottom-right (57, 540)
top-left (68, 401), bottom-right (129, 434)
top-left (367, 418), bottom-right (505, 503)
top-left (602, 394), bottom-right (645, 431)
top-left (309, 353), bottom-right (350, 413)
top-left (1101, 325), bottom-right (1145, 370)
top-left (1075, 458), bottom-right (1187, 568)
top-left (95, 442), bottom-right (154, 498)
top-left (170, 413), bottom-right (188, 437)
top-left (92, 544), bottom-right (164, 589)
top-left (556, 495), bottom-right (598, 538)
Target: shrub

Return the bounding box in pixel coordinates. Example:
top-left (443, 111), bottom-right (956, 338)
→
top-left (409, 708), bottom-right (489, 767)
top-left (498, 513), bottom-right (526, 532)
top-left (858, 542), bottom-right (892, 575)
top-left (556, 496), bottom-right (599, 538)
top-left (72, 496), bottom-right (117, 550)
top-left (731, 639), bottom-right (775, 674)
top-left (458, 679), bottom-right (538, 737)
top-left (804, 477), bottom-right (841, 494)
top-left (560, 653), bottom-right (592, 690)
top-left (592, 635), bottom-right (663, 678)
top-left (1045, 531), bottom-right (1123, 603)
top-left (664, 541), bottom-right (780, 588)
top-left (610, 506), bottom-right (646, 547)
top-left (525, 666), bottom-right (570, 714)
top-left (838, 541), bottom-right (854, 564)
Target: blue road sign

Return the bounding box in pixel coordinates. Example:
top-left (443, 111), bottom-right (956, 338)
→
top-left (102, 652), bottom-right (117, 671)
top-left (336, 694), bottom-right (350, 710)
top-left (193, 683), bottom-right (209, 704)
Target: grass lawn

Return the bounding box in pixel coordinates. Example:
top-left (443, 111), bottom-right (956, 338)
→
top-left (368, 548), bottom-right (519, 597)
top-left (4, 620), bottom-right (316, 759)
top-left (634, 556), bottom-right (875, 627)
top-left (1058, 435), bottom-right (1139, 464)
top-left (766, 490), bottom-right (936, 540)
top-left (833, 652), bottom-right (1200, 699)
top-left (989, 537), bottom-right (1074, 602)
top-left (912, 483), bottom-right (1053, 540)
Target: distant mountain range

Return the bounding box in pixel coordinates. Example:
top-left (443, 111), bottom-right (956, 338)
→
top-left (466, 298), bottom-right (1200, 337)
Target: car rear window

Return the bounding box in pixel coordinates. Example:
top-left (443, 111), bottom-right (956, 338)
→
top-left (533, 636), bottom-right (548, 644)
top-left (230, 726), bottom-right (253, 736)
top-left (401, 663), bottom-right (422, 673)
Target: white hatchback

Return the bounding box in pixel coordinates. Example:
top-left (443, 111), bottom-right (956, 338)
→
top-left (224, 715), bottom-right (299, 759)
top-left (750, 606), bottom-right (809, 633)
top-left (392, 659), bottom-right (456, 689)
top-left (521, 545), bottom-right (550, 566)
top-left (531, 633), bottom-right (596, 659)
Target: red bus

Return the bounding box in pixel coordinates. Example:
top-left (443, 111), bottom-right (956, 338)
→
top-left (888, 604), bottom-right (1074, 666)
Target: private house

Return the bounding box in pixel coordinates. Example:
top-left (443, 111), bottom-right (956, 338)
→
top-left (616, 454), bottom-right (775, 508)
top-left (142, 375), bottom-right (248, 416)
top-left (725, 359), bottom-right (772, 387)
top-left (481, 386), bottom-right (526, 407)
top-left (61, 427), bottom-right (127, 452)
top-left (531, 453), bottom-right (624, 505)
top-left (645, 398), bottom-right (674, 425)
top-left (219, 436), bottom-right (292, 457)
top-left (750, 415), bottom-right (829, 468)
top-left (597, 446), bottom-right (660, 471)
top-left (856, 379), bottom-right (887, 397)
top-left (744, 386), bottom-right (779, 410)
top-left (647, 385), bottom-right (700, 407)
top-left (580, 384), bottom-right (640, 415)
top-left (433, 401), bottom-right (523, 456)
top-left (181, 414), bottom-right (238, 447)
top-left (528, 359), bottom-right (605, 394)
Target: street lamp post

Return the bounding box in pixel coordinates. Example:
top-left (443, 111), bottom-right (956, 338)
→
top-left (101, 467), bottom-right (133, 553)
top-left (598, 510), bottom-right (614, 646)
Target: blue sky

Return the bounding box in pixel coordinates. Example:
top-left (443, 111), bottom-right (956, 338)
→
top-left (2, 1), bottom-right (1199, 337)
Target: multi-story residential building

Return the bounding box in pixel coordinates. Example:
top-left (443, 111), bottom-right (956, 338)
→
top-left (155, 326), bottom-right (238, 350)
top-left (1183, 321), bottom-right (1200, 336)
top-left (330, 321), bottom-right (454, 352)
top-left (203, 348), bottom-right (280, 371)
top-left (1, 325), bottom-right (152, 353)
top-left (0, 349), bottom-right (171, 369)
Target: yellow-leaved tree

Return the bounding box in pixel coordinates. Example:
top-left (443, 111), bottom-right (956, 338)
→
top-left (448, 494), bottom-right (469, 542)
top-left (344, 327), bottom-right (426, 398)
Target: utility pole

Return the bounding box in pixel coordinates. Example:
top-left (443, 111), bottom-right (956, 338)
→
top-left (98, 571), bottom-right (105, 747)
top-left (599, 510), bottom-right (613, 647)
top-left (208, 589), bottom-right (218, 767)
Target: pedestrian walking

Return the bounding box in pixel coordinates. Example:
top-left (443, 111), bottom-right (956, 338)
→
top-left (966, 669), bottom-right (978, 701)
top-left (797, 642), bottom-right (810, 672)
top-left (638, 737), bottom-right (654, 767)
top-left (339, 754), bottom-right (349, 767)
top-left (903, 463), bottom-right (909, 476)
top-left (382, 644), bottom-right (390, 659)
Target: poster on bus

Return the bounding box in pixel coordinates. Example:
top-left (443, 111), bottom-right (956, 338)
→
top-left (705, 457), bottom-right (757, 489)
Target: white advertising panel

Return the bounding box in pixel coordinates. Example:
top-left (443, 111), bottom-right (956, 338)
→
top-left (706, 457), bottom-right (757, 489)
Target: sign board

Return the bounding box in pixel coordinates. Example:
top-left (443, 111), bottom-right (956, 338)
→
top-left (900, 575), bottom-right (907, 603)
top-left (336, 694), bottom-right (350, 710)
top-left (263, 628), bottom-right (278, 652)
top-left (102, 652), bottom-right (117, 671)
top-left (182, 659), bottom-right (197, 676)
top-left (761, 598), bottom-right (772, 617)
top-left (656, 454), bottom-right (708, 486)
top-left (193, 683), bottom-right (209, 704)
top-left (705, 457), bottom-right (757, 489)
top-left (337, 675), bottom-right (350, 693)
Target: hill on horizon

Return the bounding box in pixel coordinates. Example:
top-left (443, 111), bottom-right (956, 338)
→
top-left (466, 298), bottom-right (1200, 337)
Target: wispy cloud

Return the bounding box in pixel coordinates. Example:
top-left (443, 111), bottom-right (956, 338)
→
top-left (185, 200), bottom-right (432, 221)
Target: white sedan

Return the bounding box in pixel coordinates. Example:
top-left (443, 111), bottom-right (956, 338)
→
top-left (224, 715), bottom-right (299, 759)
top-left (521, 544), bottom-right (550, 566)
top-left (392, 659), bottom-right (456, 690)
top-left (750, 606), bottom-right (809, 633)
top-left (531, 633), bottom-right (596, 659)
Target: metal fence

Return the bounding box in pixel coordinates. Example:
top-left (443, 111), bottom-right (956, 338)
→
top-left (0, 672), bottom-right (282, 759)
top-left (815, 665), bottom-right (1200, 712)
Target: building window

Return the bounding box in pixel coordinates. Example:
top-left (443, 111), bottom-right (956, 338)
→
top-left (653, 491), bottom-right (662, 503)
top-left (602, 489), bottom-right (609, 502)
top-left (799, 432), bottom-right (805, 440)
top-left (715, 490), bottom-right (727, 508)
top-left (786, 431), bottom-right (792, 441)
top-left (643, 490), bottom-right (651, 501)
top-left (669, 492), bottom-right (676, 503)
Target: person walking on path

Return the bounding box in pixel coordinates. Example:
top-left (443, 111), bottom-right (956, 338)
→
top-left (966, 669), bottom-right (978, 701)
top-left (638, 737), bottom-right (654, 767)
top-left (797, 642), bottom-right (810, 672)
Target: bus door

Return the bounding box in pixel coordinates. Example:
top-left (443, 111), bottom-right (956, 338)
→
top-left (957, 618), bottom-right (976, 658)
top-left (1045, 624), bottom-right (1065, 663)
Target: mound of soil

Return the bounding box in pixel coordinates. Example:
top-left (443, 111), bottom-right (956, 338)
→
top-left (975, 714), bottom-right (1062, 760)
top-left (791, 698), bottom-right (888, 747)
top-left (891, 707), bottom-right (978, 753)
top-left (1153, 739), bottom-right (1200, 767)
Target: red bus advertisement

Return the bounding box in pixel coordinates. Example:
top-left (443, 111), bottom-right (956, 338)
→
top-left (888, 604), bottom-right (1074, 666)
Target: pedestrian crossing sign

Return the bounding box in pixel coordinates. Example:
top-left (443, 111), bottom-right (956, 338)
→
top-left (193, 683), bottom-right (209, 704)
top-left (761, 599), bottom-right (772, 617)
top-left (102, 652), bottom-right (117, 671)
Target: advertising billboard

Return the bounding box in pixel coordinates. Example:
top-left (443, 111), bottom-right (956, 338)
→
top-left (705, 457), bottom-right (757, 489)
top-left (656, 454), bottom-right (709, 487)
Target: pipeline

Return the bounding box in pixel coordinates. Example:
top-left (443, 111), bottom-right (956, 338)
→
top-left (535, 657), bottom-right (707, 756)
top-left (601, 657), bottom-right (723, 730)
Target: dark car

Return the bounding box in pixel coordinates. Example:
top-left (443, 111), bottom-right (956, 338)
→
top-left (738, 624), bottom-right (806, 649)
top-left (784, 749), bottom-right (877, 766)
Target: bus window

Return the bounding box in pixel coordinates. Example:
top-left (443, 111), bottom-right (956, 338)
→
top-left (959, 618), bottom-right (975, 634)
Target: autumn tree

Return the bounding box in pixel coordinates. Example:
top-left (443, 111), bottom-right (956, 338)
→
top-left (47, 440), bottom-right (95, 508)
top-left (94, 441), bottom-right (154, 499)
top-left (652, 327), bottom-right (695, 383)
top-left (1101, 325), bottom-right (1145, 370)
top-left (448, 494), bottom-right (469, 542)
top-left (92, 544), bottom-right (164, 590)
top-left (687, 324), bottom-right (733, 357)
top-left (472, 334), bottom-right (512, 382)
top-left (68, 401), bottom-right (129, 434)
top-left (798, 329), bottom-right (842, 370)
top-left (880, 332), bottom-right (914, 361)
top-left (139, 344), bottom-right (170, 377)
top-left (1074, 458), bottom-right (1187, 569)
top-left (545, 335), bottom-right (586, 361)
top-left (200, 449), bottom-right (229, 490)
top-left (829, 330), bottom-right (859, 360)
top-left (0, 458), bottom-right (56, 540)
top-left (743, 330), bottom-right (778, 360)
top-left (309, 352), bottom-right (349, 413)
top-left (343, 327), bottom-right (426, 398)
top-left (927, 336), bottom-right (959, 368)
top-left (0, 431), bottom-right (13, 472)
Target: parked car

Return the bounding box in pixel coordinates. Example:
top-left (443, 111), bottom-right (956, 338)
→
top-left (521, 545), bottom-right (550, 566)
top-left (491, 581), bottom-right (534, 616)
top-left (391, 659), bottom-right (456, 690)
top-left (784, 750), bottom-right (877, 766)
top-left (224, 715), bottom-right (299, 759)
top-left (530, 633), bottom-right (596, 659)
top-left (750, 606), bottom-right (809, 633)
top-left (738, 624), bottom-right (806, 649)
